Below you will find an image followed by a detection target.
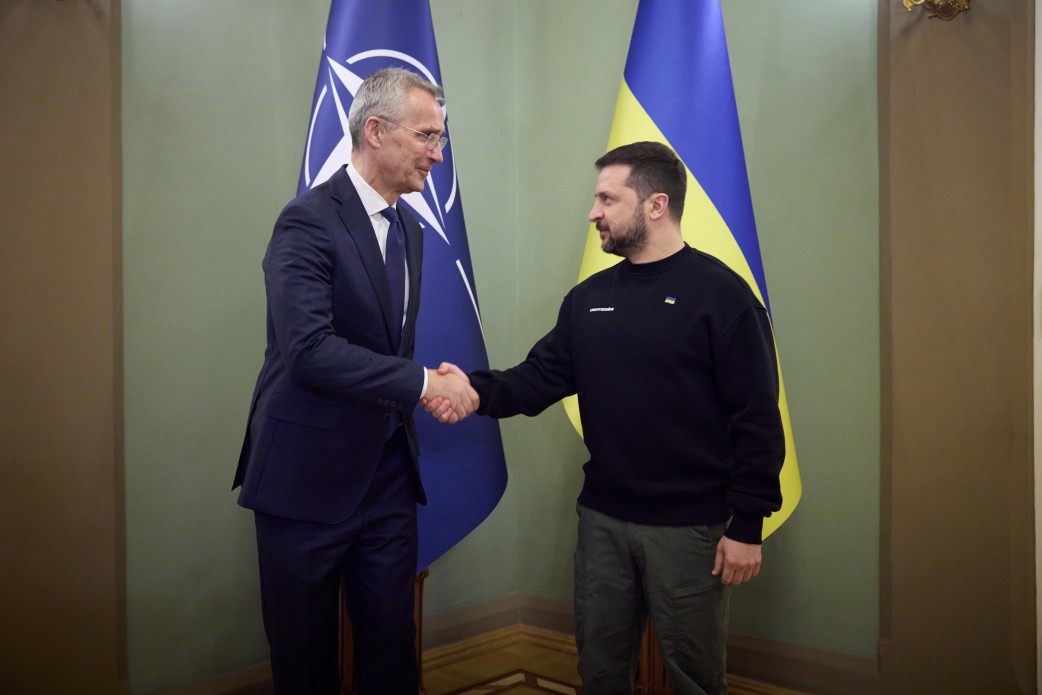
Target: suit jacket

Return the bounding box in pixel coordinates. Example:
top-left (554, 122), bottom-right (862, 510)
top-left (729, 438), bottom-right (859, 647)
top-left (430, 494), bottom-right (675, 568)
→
top-left (233, 166), bottom-right (427, 523)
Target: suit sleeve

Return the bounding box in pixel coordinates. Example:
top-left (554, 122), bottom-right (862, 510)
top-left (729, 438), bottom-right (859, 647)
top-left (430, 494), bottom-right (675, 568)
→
top-left (264, 199), bottom-right (425, 406)
top-left (471, 291), bottom-right (577, 418)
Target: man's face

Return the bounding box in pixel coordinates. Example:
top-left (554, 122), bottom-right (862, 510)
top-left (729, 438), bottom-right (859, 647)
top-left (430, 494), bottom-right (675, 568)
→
top-left (378, 88), bottom-right (446, 196)
top-left (589, 165), bottom-right (647, 258)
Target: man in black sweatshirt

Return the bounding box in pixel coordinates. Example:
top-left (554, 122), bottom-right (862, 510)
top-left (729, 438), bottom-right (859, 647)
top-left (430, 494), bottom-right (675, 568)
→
top-left (427, 141), bottom-right (784, 695)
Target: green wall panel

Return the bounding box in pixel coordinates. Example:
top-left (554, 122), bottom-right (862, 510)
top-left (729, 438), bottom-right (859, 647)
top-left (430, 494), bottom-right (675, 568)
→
top-left (122, 2), bottom-right (328, 691)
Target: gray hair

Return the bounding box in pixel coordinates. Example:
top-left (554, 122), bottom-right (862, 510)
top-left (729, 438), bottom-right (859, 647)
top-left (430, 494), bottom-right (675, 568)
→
top-left (348, 68), bottom-right (444, 150)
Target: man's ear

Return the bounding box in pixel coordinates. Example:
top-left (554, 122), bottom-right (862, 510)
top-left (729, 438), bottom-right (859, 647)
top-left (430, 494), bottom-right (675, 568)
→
top-left (363, 116), bottom-right (383, 149)
top-left (646, 192), bottom-right (670, 221)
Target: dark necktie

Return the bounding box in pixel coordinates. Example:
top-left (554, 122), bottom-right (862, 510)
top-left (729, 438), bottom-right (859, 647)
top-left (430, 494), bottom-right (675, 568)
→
top-left (380, 206), bottom-right (406, 347)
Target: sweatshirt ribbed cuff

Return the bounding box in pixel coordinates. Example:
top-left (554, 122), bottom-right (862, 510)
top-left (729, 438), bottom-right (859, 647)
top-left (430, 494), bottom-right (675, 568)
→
top-left (725, 514), bottom-right (764, 545)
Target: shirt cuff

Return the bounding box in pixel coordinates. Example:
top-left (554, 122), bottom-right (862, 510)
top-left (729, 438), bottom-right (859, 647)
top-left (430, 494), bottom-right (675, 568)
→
top-left (419, 367), bottom-right (429, 400)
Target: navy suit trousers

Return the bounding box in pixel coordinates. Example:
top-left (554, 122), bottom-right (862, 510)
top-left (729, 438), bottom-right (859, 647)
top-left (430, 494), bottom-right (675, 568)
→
top-left (254, 429), bottom-right (419, 695)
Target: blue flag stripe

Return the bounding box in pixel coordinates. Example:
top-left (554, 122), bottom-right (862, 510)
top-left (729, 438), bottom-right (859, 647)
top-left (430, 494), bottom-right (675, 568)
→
top-left (624, 0), bottom-right (770, 313)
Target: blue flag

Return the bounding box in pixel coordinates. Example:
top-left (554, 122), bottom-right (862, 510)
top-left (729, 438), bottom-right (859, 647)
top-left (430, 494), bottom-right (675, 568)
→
top-left (298, 0), bottom-right (507, 570)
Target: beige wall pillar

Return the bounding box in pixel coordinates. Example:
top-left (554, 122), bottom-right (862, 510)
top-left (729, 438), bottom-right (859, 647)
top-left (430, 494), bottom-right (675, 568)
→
top-left (0, 2), bottom-right (124, 692)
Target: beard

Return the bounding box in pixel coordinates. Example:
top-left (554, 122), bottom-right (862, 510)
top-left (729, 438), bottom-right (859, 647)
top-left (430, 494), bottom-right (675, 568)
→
top-left (600, 206), bottom-right (648, 258)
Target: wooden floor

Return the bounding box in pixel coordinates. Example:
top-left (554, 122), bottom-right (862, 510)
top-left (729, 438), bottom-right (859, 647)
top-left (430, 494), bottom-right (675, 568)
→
top-left (226, 626), bottom-right (804, 695)
top-left (421, 626), bottom-right (804, 695)
top-left (424, 630), bottom-right (580, 694)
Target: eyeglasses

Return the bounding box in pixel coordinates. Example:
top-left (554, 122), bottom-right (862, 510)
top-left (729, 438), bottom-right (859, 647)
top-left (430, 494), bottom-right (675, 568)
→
top-left (379, 117), bottom-right (448, 151)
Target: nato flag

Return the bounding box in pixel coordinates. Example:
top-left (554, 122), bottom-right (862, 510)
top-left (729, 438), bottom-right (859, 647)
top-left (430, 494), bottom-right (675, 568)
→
top-left (298, 0), bottom-right (507, 570)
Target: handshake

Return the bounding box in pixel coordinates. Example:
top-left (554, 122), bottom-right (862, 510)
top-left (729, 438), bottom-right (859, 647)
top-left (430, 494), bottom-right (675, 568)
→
top-left (421, 362), bottom-right (480, 424)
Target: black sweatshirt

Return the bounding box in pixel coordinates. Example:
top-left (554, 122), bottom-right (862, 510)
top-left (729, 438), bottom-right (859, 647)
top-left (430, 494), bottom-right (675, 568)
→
top-left (470, 245), bottom-right (784, 544)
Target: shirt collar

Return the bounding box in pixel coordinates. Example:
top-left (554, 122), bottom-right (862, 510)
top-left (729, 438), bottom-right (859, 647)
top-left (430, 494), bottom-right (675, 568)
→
top-left (345, 162), bottom-right (395, 217)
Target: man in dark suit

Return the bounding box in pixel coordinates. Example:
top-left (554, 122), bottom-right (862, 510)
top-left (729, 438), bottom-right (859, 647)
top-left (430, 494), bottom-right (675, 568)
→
top-left (234, 67), bottom-right (478, 695)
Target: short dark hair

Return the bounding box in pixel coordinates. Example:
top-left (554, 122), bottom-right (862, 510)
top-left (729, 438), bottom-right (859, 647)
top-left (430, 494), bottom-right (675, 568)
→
top-left (595, 141), bottom-right (686, 222)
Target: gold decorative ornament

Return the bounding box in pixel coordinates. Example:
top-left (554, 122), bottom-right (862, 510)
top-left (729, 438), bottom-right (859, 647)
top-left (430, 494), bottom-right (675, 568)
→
top-left (903, 0), bottom-right (970, 20)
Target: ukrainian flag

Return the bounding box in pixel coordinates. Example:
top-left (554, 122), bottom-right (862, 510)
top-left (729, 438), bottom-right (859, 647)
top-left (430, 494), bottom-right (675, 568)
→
top-left (564, 0), bottom-right (801, 537)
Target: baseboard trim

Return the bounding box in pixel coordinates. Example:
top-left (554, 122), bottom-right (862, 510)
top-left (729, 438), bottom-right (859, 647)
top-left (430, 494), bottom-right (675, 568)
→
top-left (518, 623), bottom-right (578, 655)
top-left (153, 662), bottom-right (271, 695)
top-left (424, 625), bottom-right (803, 695)
top-left (422, 593), bottom-right (572, 650)
top-left (423, 624), bottom-right (521, 671)
top-left (157, 600), bottom-right (878, 695)
top-left (727, 632), bottom-right (880, 695)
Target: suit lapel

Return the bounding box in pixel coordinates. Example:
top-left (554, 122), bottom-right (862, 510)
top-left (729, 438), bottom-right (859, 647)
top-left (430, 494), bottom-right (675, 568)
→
top-left (328, 168), bottom-right (400, 349)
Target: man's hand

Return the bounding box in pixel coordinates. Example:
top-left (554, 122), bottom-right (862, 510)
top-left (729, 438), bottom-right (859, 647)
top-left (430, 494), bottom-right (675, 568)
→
top-left (422, 395), bottom-right (455, 423)
top-left (422, 363), bottom-right (478, 424)
top-left (712, 536), bottom-right (762, 586)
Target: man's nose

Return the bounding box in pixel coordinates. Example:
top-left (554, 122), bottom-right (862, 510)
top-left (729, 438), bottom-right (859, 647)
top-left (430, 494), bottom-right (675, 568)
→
top-left (428, 145), bottom-right (445, 164)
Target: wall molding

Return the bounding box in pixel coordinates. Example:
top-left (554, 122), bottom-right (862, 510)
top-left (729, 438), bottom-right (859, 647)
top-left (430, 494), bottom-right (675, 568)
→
top-left (425, 594), bottom-right (879, 694)
top-left (168, 601), bottom-right (856, 695)
top-left (154, 663), bottom-right (272, 695)
top-left (423, 593), bottom-right (573, 650)
top-left (727, 633), bottom-right (879, 695)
